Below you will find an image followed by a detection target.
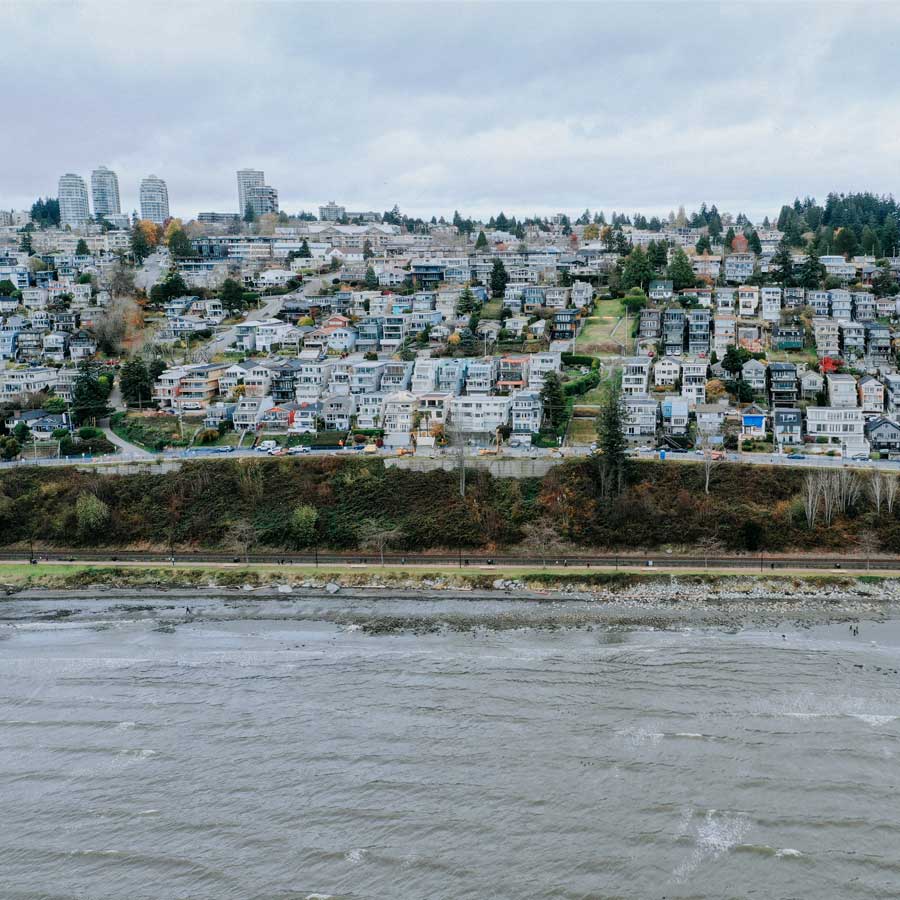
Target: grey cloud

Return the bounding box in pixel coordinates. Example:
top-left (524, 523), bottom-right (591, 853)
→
top-left (4, 1), bottom-right (900, 221)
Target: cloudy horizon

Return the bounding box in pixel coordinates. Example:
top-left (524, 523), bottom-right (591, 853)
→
top-left (6, 0), bottom-right (900, 223)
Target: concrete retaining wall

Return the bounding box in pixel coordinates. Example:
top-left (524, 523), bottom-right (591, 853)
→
top-left (385, 454), bottom-right (563, 478)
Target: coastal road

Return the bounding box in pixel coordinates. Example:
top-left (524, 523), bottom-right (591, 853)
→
top-left (3, 443), bottom-right (900, 475)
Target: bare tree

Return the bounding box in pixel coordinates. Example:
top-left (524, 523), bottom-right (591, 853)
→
top-left (836, 469), bottom-right (861, 516)
top-left (820, 472), bottom-right (838, 526)
top-left (697, 433), bottom-right (719, 495)
top-left (868, 471), bottom-right (885, 515)
top-left (109, 263), bottom-right (136, 298)
top-left (359, 522), bottom-right (404, 566)
top-left (226, 519), bottom-right (257, 564)
top-left (886, 475), bottom-right (899, 515)
top-left (802, 472), bottom-right (821, 529)
top-left (521, 519), bottom-right (567, 567)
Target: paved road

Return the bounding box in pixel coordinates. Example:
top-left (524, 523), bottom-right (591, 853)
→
top-left (2, 442), bottom-right (899, 474)
top-left (207, 294), bottom-right (285, 353)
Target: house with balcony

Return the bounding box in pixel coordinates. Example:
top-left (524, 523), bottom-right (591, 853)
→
top-left (760, 287), bottom-right (782, 322)
top-left (661, 396), bottom-right (689, 436)
top-left (839, 320), bottom-right (866, 359)
top-left (864, 417), bottom-right (900, 454)
top-left (813, 317), bottom-right (840, 358)
top-left (551, 308), bottom-right (578, 341)
top-left (464, 358), bottom-right (497, 394)
top-left (322, 394), bottom-right (354, 431)
top-left (449, 395), bottom-right (511, 439)
top-left (741, 358), bottom-right (767, 396)
top-left (648, 280), bottom-right (674, 302)
top-left (639, 308), bottom-right (662, 344)
top-left (527, 352), bottom-right (562, 390)
top-left (653, 356), bottom-right (681, 387)
top-left (511, 389), bottom-right (543, 435)
top-left (866, 323), bottom-right (892, 365)
top-left (805, 406), bottom-right (867, 453)
top-left (768, 362), bottom-right (798, 407)
top-left (715, 287), bottom-right (736, 313)
top-left (858, 376), bottom-right (885, 415)
top-left (773, 408), bottom-right (803, 448)
top-left (662, 307), bottom-right (685, 356)
top-left (233, 396), bottom-right (274, 430)
top-left (623, 395), bottom-right (659, 444)
top-left (680, 357), bottom-right (708, 406)
top-left (772, 322), bottom-right (804, 350)
top-left (176, 363), bottom-right (228, 411)
top-left (737, 286), bottom-right (759, 318)
top-left (622, 356), bottom-right (652, 396)
top-left (497, 355), bottom-right (529, 391)
top-left (381, 391), bottom-right (418, 435)
top-left (686, 309), bottom-right (711, 356)
top-left (725, 253), bottom-right (755, 283)
top-left (826, 373), bottom-right (858, 408)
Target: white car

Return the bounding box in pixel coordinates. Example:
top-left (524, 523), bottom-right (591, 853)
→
top-left (257, 440), bottom-right (278, 453)
top-left (287, 445), bottom-right (311, 455)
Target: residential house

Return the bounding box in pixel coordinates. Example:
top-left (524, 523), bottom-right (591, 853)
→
top-left (661, 396), bottom-right (689, 436)
top-left (768, 362), bottom-right (798, 407)
top-left (885, 374), bottom-right (900, 414)
top-left (648, 280), bottom-right (674, 302)
top-left (464, 358), bottom-right (497, 394)
top-left (322, 394), bottom-right (354, 431)
top-left (233, 396), bottom-right (274, 431)
top-left (826, 373), bottom-right (858, 408)
top-left (741, 358), bottom-right (768, 395)
top-left (839, 320), bottom-right (866, 359)
top-left (800, 369), bottom-right (824, 401)
top-left (772, 322), bottom-right (804, 351)
top-left (449, 395), bottom-right (511, 438)
top-left (381, 391), bottom-right (418, 435)
top-left (662, 307), bottom-right (685, 356)
top-left (510, 389), bottom-right (543, 435)
top-left (760, 287), bottom-right (782, 322)
top-left (653, 356), bottom-right (681, 388)
top-left (740, 404), bottom-right (768, 440)
top-left (527, 352), bottom-right (562, 390)
top-left (773, 408), bottom-right (803, 448)
top-left (806, 406), bottom-right (867, 452)
top-left (686, 309), bottom-right (711, 356)
top-left (813, 317), bottom-right (840, 358)
top-left (858, 375), bottom-right (885, 415)
top-left (622, 356), bottom-right (652, 396)
top-left (695, 403), bottom-right (727, 437)
top-left (712, 315), bottom-right (735, 356)
top-left (864, 417), bottom-right (900, 454)
top-left (623, 395), bottom-right (659, 444)
top-left (737, 285), bottom-right (759, 317)
top-left (680, 357), bottom-right (708, 406)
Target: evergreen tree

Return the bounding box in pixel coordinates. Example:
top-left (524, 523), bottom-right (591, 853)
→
top-left (75, 238), bottom-right (90, 256)
top-left (475, 230), bottom-right (488, 251)
top-left (770, 240), bottom-right (794, 286)
top-left (834, 227), bottom-right (858, 258)
top-left (119, 357), bottom-right (152, 406)
top-left (621, 247), bottom-right (653, 291)
top-left (70, 363), bottom-right (110, 426)
top-left (595, 379), bottom-right (628, 499)
top-left (539, 371), bottom-right (566, 430)
top-left (298, 239), bottom-right (312, 258)
top-left (872, 261), bottom-right (897, 297)
top-left (167, 228), bottom-right (193, 258)
top-left (220, 278), bottom-right (246, 316)
top-left (364, 266), bottom-right (379, 290)
top-left (724, 226), bottom-right (736, 250)
top-left (456, 285), bottom-right (477, 316)
top-left (798, 247), bottom-right (825, 289)
top-left (489, 259), bottom-right (508, 298)
top-left (667, 248), bottom-right (696, 291)
top-left (243, 202), bottom-right (256, 224)
top-left (695, 235), bottom-right (712, 255)
top-left (19, 231), bottom-right (33, 255)
top-left (747, 230), bottom-right (762, 254)
top-left (131, 222), bottom-right (151, 264)
top-left (362, 239), bottom-right (373, 259)
top-left (647, 240), bottom-right (668, 270)
top-left (722, 345), bottom-right (747, 377)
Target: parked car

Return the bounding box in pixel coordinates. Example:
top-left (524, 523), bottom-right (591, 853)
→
top-left (787, 452), bottom-right (805, 460)
top-left (286, 445), bottom-right (311, 455)
top-left (257, 440), bottom-right (278, 453)
top-left (215, 446), bottom-right (234, 453)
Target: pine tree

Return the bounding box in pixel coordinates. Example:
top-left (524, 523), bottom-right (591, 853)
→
top-left (539, 371), bottom-right (566, 430)
top-left (747, 230), bottom-right (762, 254)
top-left (770, 240), bottom-right (794, 286)
top-left (298, 239), bottom-right (311, 258)
top-left (490, 259), bottom-right (508, 298)
top-left (667, 248), bottom-right (696, 291)
top-left (695, 235), bottom-right (712, 255)
top-left (475, 230), bottom-right (488, 251)
top-left (364, 266), bottom-right (379, 290)
top-left (130, 223), bottom-right (151, 264)
top-left (243, 202), bottom-right (256, 224)
top-left (75, 238), bottom-right (90, 256)
top-left (595, 379), bottom-right (628, 499)
top-left (119, 357), bottom-right (152, 406)
top-left (724, 226), bottom-right (736, 250)
top-left (362, 239), bottom-right (373, 259)
top-left (70, 363), bottom-right (110, 426)
top-left (456, 285), bottom-right (477, 316)
top-left (19, 231), bottom-right (33, 255)
top-left (621, 248), bottom-right (653, 291)
top-left (220, 278), bottom-right (246, 315)
top-left (798, 248), bottom-right (824, 289)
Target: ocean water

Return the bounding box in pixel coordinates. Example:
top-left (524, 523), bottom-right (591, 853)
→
top-left (1, 594), bottom-right (899, 899)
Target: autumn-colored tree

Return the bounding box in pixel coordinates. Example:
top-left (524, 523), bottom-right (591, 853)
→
top-left (137, 219), bottom-right (162, 247)
top-left (705, 378), bottom-right (727, 401)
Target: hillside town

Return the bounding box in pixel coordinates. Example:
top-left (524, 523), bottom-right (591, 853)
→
top-left (3, 175), bottom-right (900, 463)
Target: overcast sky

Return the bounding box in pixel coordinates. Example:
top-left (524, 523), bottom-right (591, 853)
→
top-left (6, 1), bottom-right (900, 222)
